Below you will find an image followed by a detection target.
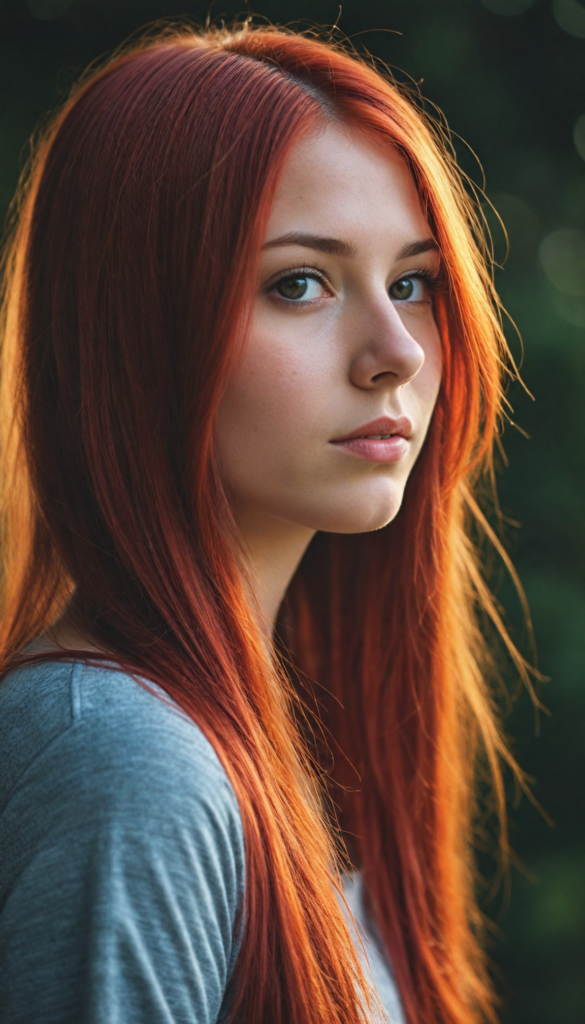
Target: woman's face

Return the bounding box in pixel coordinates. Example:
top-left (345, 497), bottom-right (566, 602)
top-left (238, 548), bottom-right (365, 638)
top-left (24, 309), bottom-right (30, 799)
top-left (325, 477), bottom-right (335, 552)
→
top-left (215, 123), bottom-right (442, 538)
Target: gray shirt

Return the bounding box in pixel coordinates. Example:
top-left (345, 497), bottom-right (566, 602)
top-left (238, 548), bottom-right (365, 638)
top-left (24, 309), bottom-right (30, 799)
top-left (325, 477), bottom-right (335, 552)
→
top-left (0, 658), bottom-right (404, 1024)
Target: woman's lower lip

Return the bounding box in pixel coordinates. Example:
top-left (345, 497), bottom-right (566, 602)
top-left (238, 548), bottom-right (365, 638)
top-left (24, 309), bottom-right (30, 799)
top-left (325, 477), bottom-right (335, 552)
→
top-left (330, 436), bottom-right (408, 463)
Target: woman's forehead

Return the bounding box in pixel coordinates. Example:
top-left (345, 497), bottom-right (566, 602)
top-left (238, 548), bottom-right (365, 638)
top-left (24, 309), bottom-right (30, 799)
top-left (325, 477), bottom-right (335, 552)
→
top-left (264, 124), bottom-right (432, 258)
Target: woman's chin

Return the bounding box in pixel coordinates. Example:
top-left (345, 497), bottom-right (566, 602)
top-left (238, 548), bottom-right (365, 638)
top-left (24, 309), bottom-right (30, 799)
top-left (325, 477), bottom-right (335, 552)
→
top-left (309, 495), bottom-right (404, 535)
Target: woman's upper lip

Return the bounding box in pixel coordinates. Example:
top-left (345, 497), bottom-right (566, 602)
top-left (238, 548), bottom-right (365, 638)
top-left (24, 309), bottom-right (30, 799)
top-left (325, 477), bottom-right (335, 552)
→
top-left (331, 415), bottom-right (413, 442)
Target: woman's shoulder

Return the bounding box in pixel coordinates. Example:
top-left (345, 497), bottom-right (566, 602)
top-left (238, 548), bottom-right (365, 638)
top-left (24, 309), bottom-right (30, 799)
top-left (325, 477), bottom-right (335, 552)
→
top-left (0, 658), bottom-right (245, 1024)
top-left (0, 657), bottom-right (243, 848)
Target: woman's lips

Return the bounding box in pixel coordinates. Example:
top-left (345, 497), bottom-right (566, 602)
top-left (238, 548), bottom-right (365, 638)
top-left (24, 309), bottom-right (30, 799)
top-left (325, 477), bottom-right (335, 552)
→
top-left (330, 435), bottom-right (408, 463)
top-left (329, 414), bottom-right (412, 463)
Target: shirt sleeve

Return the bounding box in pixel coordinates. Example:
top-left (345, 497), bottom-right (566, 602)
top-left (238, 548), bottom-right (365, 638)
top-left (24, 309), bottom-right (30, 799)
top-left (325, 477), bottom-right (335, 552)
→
top-left (0, 697), bottom-right (245, 1024)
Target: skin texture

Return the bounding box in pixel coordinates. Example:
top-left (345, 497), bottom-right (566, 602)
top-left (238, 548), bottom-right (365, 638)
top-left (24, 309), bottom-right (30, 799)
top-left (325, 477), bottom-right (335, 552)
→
top-left (215, 123), bottom-right (443, 638)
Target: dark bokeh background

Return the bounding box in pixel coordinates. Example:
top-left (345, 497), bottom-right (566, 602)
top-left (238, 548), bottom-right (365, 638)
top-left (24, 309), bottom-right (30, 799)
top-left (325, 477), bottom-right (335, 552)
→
top-left (1, 0), bottom-right (583, 1019)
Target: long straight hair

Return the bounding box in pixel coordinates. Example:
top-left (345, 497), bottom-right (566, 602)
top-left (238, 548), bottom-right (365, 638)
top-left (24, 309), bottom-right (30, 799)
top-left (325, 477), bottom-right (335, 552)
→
top-left (0, 23), bottom-right (531, 1024)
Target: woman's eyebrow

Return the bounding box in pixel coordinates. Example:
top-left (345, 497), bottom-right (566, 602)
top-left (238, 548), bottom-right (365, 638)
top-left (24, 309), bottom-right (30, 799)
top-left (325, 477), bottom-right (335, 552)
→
top-left (262, 232), bottom-right (438, 261)
top-left (262, 232), bottom-right (357, 257)
top-left (395, 238), bottom-right (439, 260)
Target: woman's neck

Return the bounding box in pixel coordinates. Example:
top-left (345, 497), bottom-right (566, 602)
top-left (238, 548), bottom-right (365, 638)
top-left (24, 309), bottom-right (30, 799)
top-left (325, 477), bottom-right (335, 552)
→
top-left (234, 506), bottom-right (315, 641)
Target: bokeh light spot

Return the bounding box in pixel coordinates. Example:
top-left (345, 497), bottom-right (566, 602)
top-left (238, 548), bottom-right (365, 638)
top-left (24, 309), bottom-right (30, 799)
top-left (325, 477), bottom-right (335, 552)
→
top-left (552, 0), bottom-right (585, 38)
top-left (539, 228), bottom-right (585, 298)
top-left (28, 0), bottom-right (76, 20)
top-left (480, 0), bottom-right (536, 14)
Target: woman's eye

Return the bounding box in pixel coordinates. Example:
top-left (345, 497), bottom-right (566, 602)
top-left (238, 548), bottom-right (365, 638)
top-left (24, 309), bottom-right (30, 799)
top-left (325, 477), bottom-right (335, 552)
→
top-left (274, 274), bottom-right (327, 302)
top-left (389, 276), bottom-right (425, 302)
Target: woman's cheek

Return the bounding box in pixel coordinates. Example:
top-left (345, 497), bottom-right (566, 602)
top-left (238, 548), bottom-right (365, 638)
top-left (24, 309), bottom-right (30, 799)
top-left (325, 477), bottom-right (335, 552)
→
top-left (413, 324), bottom-right (442, 422)
top-left (239, 323), bottom-right (325, 436)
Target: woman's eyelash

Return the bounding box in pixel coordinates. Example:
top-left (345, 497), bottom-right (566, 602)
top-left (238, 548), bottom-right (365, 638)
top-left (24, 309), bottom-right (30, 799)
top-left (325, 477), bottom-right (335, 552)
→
top-left (269, 265), bottom-right (329, 287)
top-left (399, 267), bottom-right (443, 291)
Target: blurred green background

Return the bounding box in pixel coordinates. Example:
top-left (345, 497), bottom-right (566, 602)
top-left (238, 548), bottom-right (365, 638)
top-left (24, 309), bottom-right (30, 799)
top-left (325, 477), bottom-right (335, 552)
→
top-left (1, 0), bottom-right (583, 1019)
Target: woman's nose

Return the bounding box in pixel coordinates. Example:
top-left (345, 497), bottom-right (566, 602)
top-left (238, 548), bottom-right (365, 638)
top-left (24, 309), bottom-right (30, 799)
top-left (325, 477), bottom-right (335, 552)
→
top-left (348, 297), bottom-right (426, 391)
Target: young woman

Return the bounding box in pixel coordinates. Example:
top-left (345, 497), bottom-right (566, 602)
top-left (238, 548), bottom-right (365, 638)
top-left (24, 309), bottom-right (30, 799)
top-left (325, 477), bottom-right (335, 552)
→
top-left (0, 22), bottom-right (529, 1024)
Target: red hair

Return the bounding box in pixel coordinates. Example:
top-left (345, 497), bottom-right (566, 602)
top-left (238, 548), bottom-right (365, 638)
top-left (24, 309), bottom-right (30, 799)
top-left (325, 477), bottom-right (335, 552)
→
top-left (0, 22), bottom-right (531, 1024)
